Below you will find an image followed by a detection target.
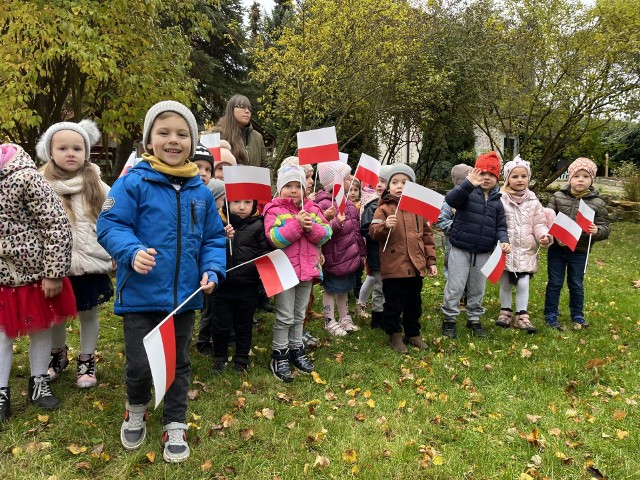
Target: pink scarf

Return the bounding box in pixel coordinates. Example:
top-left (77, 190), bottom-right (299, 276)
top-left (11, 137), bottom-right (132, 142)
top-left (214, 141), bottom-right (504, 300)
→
top-left (503, 185), bottom-right (528, 205)
top-left (0, 144), bottom-right (17, 168)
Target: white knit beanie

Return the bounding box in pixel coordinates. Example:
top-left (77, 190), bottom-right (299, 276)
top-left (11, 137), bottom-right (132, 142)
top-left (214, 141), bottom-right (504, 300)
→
top-left (142, 100), bottom-right (199, 158)
top-left (276, 165), bottom-right (306, 194)
top-left (379, 164), bottom-right (394, 182)
top-left (281, 155), bottom-right (313, 174)
top-left (317, 161), bottom-right (351, 188)
top-left (36, 119), bottom-right (101, 163)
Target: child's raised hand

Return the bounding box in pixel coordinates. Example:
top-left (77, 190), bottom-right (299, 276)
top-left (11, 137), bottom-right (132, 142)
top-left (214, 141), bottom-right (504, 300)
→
top-left (200, 272), bottom-right (217, 294)
top-left (225, 224), bottom-right (235, 239)
top-left (588, 224), bottom-right (598, 235)
top-left (539, 234), bottom-right (550, 246)
top-left (134, 247), bottom-right (157, 274)
top-left (324, 206), bottom-right (336, 221)
top-left (467, 168), bottom-right (483, 186)
top-left (42, 278), bottom-right (63, 298)
top-left (385, 214), bottom-right (397, 229)
top-left (501, 242), bottom-right (511, 254)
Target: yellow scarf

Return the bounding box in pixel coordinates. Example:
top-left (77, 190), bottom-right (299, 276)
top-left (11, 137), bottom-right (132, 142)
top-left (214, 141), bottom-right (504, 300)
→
top-left (570, 188), bottom-right (590, 199)
top-left (142, 153), bottom-right (199, 178)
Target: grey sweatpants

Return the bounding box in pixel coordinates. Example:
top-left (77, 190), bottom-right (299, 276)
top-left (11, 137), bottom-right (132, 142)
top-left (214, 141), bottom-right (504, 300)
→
top-left (273, 281), bottom-right (313, 351)
top-left (441, 246), bottom-right (491, 323)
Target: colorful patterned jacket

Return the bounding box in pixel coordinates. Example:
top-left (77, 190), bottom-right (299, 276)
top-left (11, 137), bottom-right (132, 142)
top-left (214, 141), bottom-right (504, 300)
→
top-left (263, 197), bottom-right (331, 282)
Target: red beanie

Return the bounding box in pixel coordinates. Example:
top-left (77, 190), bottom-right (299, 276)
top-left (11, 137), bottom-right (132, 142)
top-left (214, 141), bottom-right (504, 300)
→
top-left (475, 151), bottom-right (501, 179)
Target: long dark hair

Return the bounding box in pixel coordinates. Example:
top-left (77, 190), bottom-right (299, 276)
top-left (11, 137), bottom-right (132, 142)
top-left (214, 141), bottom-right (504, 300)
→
top-left (214, 94), bottom-right (251, 165)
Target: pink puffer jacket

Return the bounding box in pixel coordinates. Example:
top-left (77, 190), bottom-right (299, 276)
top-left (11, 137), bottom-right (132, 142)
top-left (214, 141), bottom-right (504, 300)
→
top-left (263, 197), bottom-right (331, 282)
top-left (501, 189), bottom-right (549, 273)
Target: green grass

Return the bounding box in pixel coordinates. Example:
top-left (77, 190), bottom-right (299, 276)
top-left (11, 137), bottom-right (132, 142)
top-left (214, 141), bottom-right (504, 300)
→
top-left (2, 223), bottom-right (639, 479)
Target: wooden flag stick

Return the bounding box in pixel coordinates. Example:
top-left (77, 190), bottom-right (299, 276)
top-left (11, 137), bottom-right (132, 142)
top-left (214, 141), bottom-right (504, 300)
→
top-left (225, 197), bottom-right (233, 255)
top-left (382, 205), bottom-right (399, 252)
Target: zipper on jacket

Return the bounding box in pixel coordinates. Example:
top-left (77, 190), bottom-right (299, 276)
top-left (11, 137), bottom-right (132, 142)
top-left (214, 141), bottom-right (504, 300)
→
top-left (191, 200), bottom-right (197, 234)
top-left (117, 271), bottom-right (134, 305)
top-left (174, 190), bottom-right (182, 309)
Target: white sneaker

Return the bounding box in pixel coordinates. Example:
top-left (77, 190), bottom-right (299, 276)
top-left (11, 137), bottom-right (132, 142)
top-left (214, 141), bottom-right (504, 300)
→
top-left (339, 315), bottom-right (360, 332)
top-left (120, 402), bottom-right (149, 450)
top-left (162, 422), bottom-right (190, 463)
top-left (325, 319), bottom-right (348, 336)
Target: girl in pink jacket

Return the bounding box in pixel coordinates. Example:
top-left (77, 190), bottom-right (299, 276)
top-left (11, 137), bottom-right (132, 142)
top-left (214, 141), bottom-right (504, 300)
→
top-left (496, 156), bottom-right (552, 333)
top-left (263, 165), bottom-right (331, 382)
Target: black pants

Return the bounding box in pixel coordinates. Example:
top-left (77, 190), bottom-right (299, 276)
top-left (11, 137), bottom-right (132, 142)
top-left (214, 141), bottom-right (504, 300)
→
top-left (123, 311), bottom-right (194, 424)
top-left (211, 284), bottom-right (259, 365)
top-left (382, 276), bottom-right (423, 337)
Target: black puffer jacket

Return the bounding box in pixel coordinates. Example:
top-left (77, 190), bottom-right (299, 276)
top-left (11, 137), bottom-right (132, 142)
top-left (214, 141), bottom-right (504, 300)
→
top-left (547, 185), bottom-right (610, 253)
top-left (360, 195), bottom-right (381, 271)
top-left (445, 179), bottom-right (509, 253)
top-left (218, 206), bottom-right (272, 289)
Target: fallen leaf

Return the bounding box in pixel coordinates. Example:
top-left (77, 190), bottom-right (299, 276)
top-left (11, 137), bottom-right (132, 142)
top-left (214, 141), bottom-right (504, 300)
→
top-left (187, 389), bottom-right (200, 400)
top-left (240, 428), bottom-right (254, 440)
top-left (398, 400), bottom-right (406, 408)
top-left (314, 455), bottom-right (330, 468)
top-left (37, 414), bottom-right (49, 423)
top-left (363, 390), bottom-right (372, 398)
top-left (342, 449), bottom-right (357, 463)
top-left (334, 352), bottom-right (344, 363)
top-left (11, 447), bottom-right (23, 456)
top-left (616, 429), bottom-right (629, 440)
top-left (221, 413), bottom-right (235, 428)
top-left (91, 443), bottom-right (104, 457)
top-left (549, 427), bottom-right (562, 436)
top-left (521, 348), bottom-right (532, 359)
top-left (236, 397), bottom-right (247, 409)
top-left (311, 371), bottom-right (327, 384)
top-left (354, 413), bottom-right (366, 421)
top-left (526, 414), bottom-right (542, 423)
top-left (432, 455), bottom-right (444, 465)
top-left (586, 465), bottom-right (606, 479)
top-left (325, 391), bottom-right (337, 401)
top-left (75, 462), bottom-right (91, 470)
top-left (262, 408), bottom-right (275, 420)
top-left (632, 279), bottom-right (640, 288)
top-left (612, 410), bottom-right (626, 420)
top-left (201, 459), bottom-right (213, 472)
top-left (366, 399), bottom-right (376, 408)
top-left (67, 444), bottom-right (88, 455)
top-left (26, 442), bottom-right (51, 453)
top-left (146, 451), bottom-right (155, 463)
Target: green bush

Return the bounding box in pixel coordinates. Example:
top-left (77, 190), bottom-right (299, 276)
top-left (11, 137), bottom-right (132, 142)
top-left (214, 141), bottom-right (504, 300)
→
top-left (613, 161), bottom-right (640, 201)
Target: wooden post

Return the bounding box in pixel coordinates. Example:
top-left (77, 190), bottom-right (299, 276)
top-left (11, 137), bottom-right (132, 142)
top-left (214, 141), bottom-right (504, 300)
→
top-left (605, 152), bottom-right (609, 177)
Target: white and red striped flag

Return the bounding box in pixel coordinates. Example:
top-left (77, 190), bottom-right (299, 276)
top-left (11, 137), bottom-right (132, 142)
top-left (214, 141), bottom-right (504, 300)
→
top-left (397, 182), bottom-right (445, 224)
top-left (338, 152), bottom-right (349, 164)
top-left (354, 153), bottom-right (381, 187)
top-left (333, 172), bottom-right (346, 215)
top-left (200, 133), bottom-right (221, 162)
top-left (119, 150), bottom-right (141, 177)
top-left (575, 199), bottom-right (595, 233)
top-left (548, 212), bottom-right (582, 251)
top-left (480, 241), bottom-right (506, 284)
top-left (297, 127), bottom-right (340, 165)
top-left (223, 165), bottom-right (272, 202)
top-left (254, 250), bottom-right (299, 297)
top-left (143, 315), bottom-right (176, 408)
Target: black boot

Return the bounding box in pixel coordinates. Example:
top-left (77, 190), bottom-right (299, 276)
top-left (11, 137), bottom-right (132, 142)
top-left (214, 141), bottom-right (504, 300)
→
top-left (289, 347), bottom-right (314, 373)
top-left (270, 349), bottom-right (293, 382)
top-left (0, 387), bottom-right (10, 422)
top-left (371, 311), bottom-right (383, 329)
top-left (257, 287), bottom-right (275, 313)
top-left (466, 321), bottom-right (487, 338)
top-left (28, 375), bottom-right (60, 409)
top-left (442, 320), bottom-right (457, 338)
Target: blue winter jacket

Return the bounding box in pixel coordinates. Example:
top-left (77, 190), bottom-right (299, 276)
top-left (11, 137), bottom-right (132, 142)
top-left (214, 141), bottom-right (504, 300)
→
top-left (97, 162), bottom-right (226, 315)
top-left (445, 179), bottom-right (509, 253)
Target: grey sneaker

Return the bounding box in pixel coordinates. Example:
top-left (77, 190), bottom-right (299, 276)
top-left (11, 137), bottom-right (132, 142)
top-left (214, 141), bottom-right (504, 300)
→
top-left (162, 422), bottom-right (190, 463)
top-left (120, 402), bottom-right (149, 450)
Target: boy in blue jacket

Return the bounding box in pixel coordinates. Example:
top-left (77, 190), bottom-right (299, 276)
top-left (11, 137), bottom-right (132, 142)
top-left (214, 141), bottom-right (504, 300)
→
top-left (441, 152), bottom-right (511, 338)
top-left (97, 101), bottom-right (226, 463)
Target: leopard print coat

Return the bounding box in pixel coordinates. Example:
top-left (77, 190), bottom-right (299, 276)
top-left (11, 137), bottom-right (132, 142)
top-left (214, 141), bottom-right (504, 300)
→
top-left (0, 145), bottom-right (72, 286)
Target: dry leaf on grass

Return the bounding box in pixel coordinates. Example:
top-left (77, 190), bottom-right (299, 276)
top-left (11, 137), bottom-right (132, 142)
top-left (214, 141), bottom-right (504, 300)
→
top-left (342, 449), bottom-right (357, 463)
top-left (313, 455), bottom-right (330, 468)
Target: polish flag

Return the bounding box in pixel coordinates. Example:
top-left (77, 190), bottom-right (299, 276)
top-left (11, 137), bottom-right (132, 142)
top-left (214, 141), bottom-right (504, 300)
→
top-left (200, 133), bottom-right (221, 162)
top-left (333, 172), bottom-right (346, 215)
top-left (254, 250), bottom-right (299, 297)
top-left (480, 241), bottom-right (506, 284)
top-left (297, 127), bottom-right (340, 165)
top-left (223, 165), bottom-right (272, 202)
top-left (548, 212), bottom-right (582, 251)
top-left (338, 152), bottom-right (349, 164)
top-left (143, 314), bottom-right (176, 408)
top-left (397, 182), bottom-right (445, 224)
top-left (575, 199), bottom-right (595, 233)
top-left (119, 150), bottom-right (141, 177)
top-left (354, 153), bottom-right (381, 187)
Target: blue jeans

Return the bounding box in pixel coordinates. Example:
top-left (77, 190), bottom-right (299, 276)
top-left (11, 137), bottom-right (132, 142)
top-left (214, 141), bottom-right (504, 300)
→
top-left (123, 311), bottom-right (194, 424)
top-left (544, 244), bottom-right (587, 320)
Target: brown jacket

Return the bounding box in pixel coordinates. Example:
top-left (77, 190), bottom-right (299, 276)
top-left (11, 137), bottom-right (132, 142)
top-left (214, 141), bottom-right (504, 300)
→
top-left (369, 193), bottom-right (436, 279)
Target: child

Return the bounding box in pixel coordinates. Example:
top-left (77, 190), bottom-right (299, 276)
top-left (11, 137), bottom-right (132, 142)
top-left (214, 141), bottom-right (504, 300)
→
top-left (316, 162), bottom-right (366, 336)
top-left (263, 165), bottom-right (331, 382)
top-left (213, 140), bottom-right (237, 180)
top-left (544, 157), bottom-right (610, 330)
top-left (0, 144), bottom-right (76, 420)
top-left (496, 156), bottom-right (550, 333)
top-left (211, 199), bottom-right (271, 373)
top-left (369, 164), bottom-right (437, 353)
top-left (193, 143), bottom-right (214, 185)
top-left (196, 178), bottom-right (227, 356)
top-left (441, 152), bottom-right (510, 338)
top-left (435, 163), bottom-right (473, 279)
top-left (348, 178), bottom-right (365, 300)
top-left (357, 165), bottom-right (393, 327)
top-left (37, 119), bottom-right (114, 388)
top-left (97, 101), bottom-right (226, 463)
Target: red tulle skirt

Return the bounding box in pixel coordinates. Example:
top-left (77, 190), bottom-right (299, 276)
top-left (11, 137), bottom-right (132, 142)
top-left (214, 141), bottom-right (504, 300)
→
top-left (0, 278), bottom-right (77, 339)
